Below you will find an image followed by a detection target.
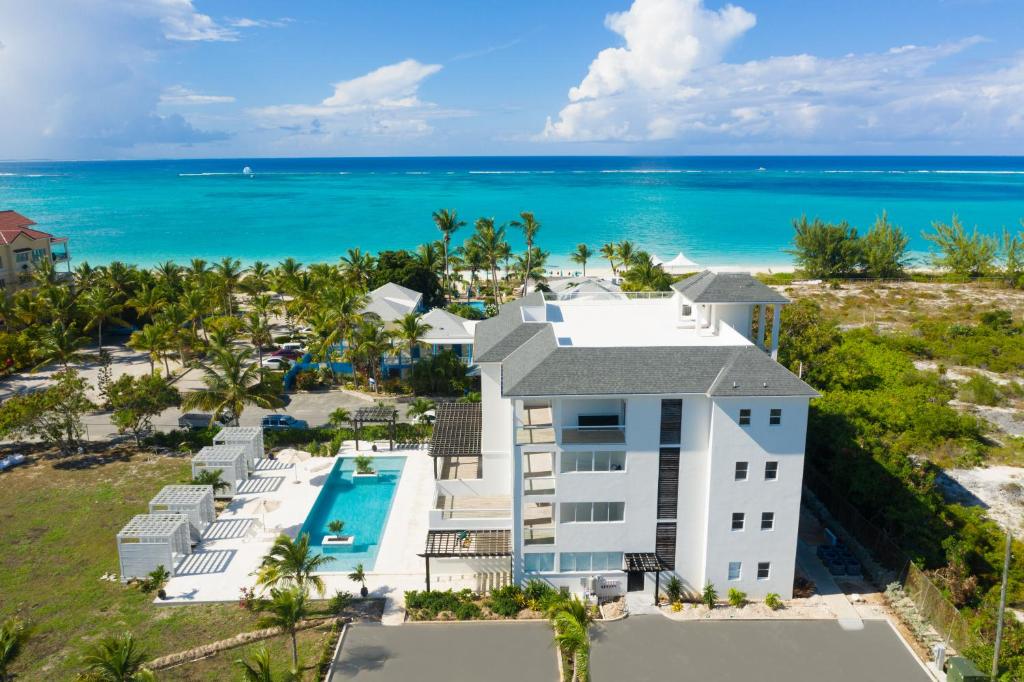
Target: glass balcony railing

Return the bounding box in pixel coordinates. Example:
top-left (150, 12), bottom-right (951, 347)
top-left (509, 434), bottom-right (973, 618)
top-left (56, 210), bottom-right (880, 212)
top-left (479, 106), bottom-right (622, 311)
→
top-left (523, 476), bottom-right (556, 496)
top-left (560, 426), bottom-right (626, 445)
top-left (524, 526), bottom-right (556, 545)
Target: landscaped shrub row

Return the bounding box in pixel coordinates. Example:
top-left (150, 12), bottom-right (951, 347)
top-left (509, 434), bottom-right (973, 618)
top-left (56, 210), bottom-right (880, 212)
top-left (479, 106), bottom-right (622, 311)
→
top-left (404, 582), bottom-right (561, 621)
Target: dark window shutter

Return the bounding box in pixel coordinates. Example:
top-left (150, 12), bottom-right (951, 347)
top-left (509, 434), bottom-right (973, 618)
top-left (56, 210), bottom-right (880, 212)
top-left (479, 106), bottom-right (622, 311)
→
top-left (660, 399), bottom-right (682, 445)
top-left (656, 523), bottom-right (677, 570)
top-left (657, 447), bottom-right (680, 520)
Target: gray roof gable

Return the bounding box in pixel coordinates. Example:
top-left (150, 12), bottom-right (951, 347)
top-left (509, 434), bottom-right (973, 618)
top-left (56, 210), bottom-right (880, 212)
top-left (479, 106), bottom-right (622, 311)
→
top-left (672, 270), bottom-right (788, 304)
top-left (473, 292), bottom-right (547, 362)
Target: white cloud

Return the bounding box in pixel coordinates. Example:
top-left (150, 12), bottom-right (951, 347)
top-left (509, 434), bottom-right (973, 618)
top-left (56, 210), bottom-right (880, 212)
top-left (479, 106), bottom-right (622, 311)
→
top-left (151, 0), bottom-right (238, 42)
top-left (227, 17), bottom-right (292, 29)
top-left (543, 0), bottom-right (1024, 150)
top-left (160, 85), bottom-right (235, 105)
top-left (251, 60), bottom-right (451, 139)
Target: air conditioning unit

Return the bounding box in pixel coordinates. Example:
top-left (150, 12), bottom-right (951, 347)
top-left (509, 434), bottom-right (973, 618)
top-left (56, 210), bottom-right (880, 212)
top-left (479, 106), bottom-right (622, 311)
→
top-left (581, 576), bottom-right (598, 593)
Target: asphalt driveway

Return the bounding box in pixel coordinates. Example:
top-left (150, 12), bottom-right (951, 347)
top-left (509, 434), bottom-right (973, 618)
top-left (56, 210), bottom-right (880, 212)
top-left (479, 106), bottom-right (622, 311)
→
top-left (591, 617), bottom-right (930, 682)
top-left (329, 622), bottom-right (557, 682)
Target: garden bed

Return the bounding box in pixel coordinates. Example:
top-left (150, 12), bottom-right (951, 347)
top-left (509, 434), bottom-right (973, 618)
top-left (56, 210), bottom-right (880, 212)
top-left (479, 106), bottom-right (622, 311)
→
top-left (404, 582), bottom-right (598, 623)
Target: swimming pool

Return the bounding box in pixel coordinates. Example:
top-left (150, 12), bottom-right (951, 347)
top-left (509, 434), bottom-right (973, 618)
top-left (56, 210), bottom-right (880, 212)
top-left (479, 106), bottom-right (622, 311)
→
top-left (299, 456), bottom-right (405, 571)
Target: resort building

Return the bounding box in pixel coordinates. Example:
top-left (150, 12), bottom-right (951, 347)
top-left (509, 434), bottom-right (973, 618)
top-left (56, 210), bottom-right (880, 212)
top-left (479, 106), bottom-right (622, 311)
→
top-left (0, 210), bottom-right (71, 293)
top-left (363, 282), bottom-right (423, 326)
top-left (425, 271), bottom-right (816, 602)
top-left (417, 307), bottom-right (477, 364)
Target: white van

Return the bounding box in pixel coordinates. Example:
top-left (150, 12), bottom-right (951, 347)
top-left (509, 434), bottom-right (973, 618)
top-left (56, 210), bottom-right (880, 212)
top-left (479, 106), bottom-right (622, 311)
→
top-left (280, 342), bottom-right (305, 352)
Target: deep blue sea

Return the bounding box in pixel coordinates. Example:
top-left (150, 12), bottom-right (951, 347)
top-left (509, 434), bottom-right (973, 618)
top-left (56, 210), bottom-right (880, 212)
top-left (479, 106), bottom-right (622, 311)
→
top-left (1, 156), bottom-right (1023, 268)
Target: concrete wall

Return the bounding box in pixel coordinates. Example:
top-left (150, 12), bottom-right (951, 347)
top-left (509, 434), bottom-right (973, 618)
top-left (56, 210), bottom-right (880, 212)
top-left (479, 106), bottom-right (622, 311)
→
top-left (480, 363), bottom-right (511, 456)
top-left (702, 396), bottom-right (808, 598)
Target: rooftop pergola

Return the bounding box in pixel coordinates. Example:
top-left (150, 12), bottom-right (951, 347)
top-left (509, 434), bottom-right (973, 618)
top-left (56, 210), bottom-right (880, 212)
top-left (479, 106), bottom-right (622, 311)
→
top-left (428, 403), bottom-right (481, 478)
top-left (418, 529), bottom-right (512, 591)
top-left (624, 552), bottom-right (667, 606)
top-left (351, 406), bottom-right (398, 451)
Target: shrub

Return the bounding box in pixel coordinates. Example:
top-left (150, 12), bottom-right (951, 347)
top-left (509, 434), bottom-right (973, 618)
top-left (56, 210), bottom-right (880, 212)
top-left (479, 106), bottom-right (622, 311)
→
top-left (403, 589), bottom-right (477, 620)
top-left (702, 583), bottom-right (718, 609)
top-left (665, 576), bottom-right (683, 604)
top-left (487, 585), bottom-right (525, 617)
top-left (294, 371), bottom-right (323, 391)
top-left (523, 580), bottom-right (558, 609)
top-left (454, 601), bottom-right (483, 620)
top-left (727, 588), bottom-right (747, 608)
top-left (764, 593), bottom-right (783, 610)
top-left (354, 455), bottom-right (374, 474)
top-left (328, 590), bottom-right (353, 614)
top-left (671, 601), bottom-right (683, 612)
top-left (958, 374), bottom-right (1004, 406)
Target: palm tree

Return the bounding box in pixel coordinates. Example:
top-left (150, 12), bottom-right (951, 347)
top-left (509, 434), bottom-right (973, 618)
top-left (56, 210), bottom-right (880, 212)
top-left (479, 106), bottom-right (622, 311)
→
top-left (182, 346), bottom-right (283, 424)
top-left (244, 261), bottom-right (273, 296)
top-left (600, 243), bottom-right (618, 276)
top-left (470, 217), bottom-right (507, 303)
top-left (257, 586), bottom-right (308, 675)
top-left (395, 312), bottom-right (431, 371)
top-left (190, 468), bottom-right (230, 493)
top-left (213, 257), bottom-right (244, 315)
top-left (349, 320), bottom-right (393, 388)
top-left (235, 645), bottom-right (296, 682)
top-left (33, 321), bottom-right (90, 370)
top-left (81, 286), bottom-right (128, 349)
top-left (155, 303), bottom-right (191, 367)
top-left (128, 323), bottom-right (170, 375)
top-left (547, 595), bottom-right (593, 682)
top-left (79, 632), bottom-right (155, 682)
top-left (432, 209), bottom-right (465, 302)
top-left (243, 312), bottom-right (273, 366)
top-left (616, 240), bottom-right (636, 270)
top-left (510, 211), bottom-right (541, 295)
top-left (125, 284), bottom-right (165, 322)
top-left (570, 244), bottom-right (593, 276)
top-left (273, 258), bottom-right (304, 294)
top-left (407, 397), bottom-right (435, 423)
top-left (180, 286), bottom-right (212, 343)
top-left (256, 533), bottom-right (334, 596)
top-left (0, 617), bottom-right (28, 681)
top-left (348, 563), bottom-right (369, 597)
top-left (339, 248), bottom-right (375, 291)
top-left (621, 251), bottom-right (672, 292)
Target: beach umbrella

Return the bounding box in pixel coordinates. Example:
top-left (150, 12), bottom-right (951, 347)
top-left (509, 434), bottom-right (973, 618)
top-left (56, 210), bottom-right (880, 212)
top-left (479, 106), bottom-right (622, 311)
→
top-left (276, 448), bottom-right (312, 483)
top-left (242, 497), bottom-right (282, 528)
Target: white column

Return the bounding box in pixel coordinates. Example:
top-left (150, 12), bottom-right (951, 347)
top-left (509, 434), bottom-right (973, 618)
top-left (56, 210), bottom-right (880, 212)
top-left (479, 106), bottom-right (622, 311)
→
top-left (758, 304), bottom-right (767, 349)
top-left (770, 305), bottom-right (782, 360)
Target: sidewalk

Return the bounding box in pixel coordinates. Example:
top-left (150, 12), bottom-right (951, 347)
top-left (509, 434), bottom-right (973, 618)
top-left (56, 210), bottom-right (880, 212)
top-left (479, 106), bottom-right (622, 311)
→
top-left (796, 540), bottom-right (864, 631)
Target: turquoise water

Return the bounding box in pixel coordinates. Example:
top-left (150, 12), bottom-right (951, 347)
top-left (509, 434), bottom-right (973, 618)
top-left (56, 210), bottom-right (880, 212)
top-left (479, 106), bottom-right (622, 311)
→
top-left (300, 456), bottom-right (405, 571)
top-left (1, 156), bottom-right (1023, 267)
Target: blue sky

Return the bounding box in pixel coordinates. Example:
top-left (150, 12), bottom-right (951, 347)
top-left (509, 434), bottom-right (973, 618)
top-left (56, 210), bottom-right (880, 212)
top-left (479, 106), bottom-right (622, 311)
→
top-left (2, 0), bottom-right (1024, 159)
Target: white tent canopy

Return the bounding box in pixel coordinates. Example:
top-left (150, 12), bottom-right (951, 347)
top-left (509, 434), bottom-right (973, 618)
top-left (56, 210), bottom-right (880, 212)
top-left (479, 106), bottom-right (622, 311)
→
top-left (662, 251), bottom-right (699, 273)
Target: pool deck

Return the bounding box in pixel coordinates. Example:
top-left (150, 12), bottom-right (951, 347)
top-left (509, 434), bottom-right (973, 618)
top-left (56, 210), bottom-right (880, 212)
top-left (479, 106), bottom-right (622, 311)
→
top-left (159, 441), bottom-right (434, 611)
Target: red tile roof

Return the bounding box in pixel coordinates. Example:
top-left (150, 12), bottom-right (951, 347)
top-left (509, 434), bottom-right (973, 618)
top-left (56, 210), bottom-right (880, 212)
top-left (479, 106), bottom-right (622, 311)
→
top-left (0, 210), bottom-right (55, 244)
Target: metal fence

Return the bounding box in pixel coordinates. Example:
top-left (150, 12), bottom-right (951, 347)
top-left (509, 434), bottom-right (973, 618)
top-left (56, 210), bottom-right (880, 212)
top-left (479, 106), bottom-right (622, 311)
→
top-left (803, 464), bottom-right (977, 654)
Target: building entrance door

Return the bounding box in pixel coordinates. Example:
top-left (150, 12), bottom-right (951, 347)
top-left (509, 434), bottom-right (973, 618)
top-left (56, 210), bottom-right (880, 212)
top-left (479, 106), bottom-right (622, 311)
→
top-left (626, 571), bottom-right (645, 592)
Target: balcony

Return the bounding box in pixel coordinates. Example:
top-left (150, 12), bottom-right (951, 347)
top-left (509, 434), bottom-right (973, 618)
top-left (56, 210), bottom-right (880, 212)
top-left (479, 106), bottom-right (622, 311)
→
top-left (560, 425), bottom-right (626, 445)
top-left (516, 403), bottom-right (554, 446)
top-left (523, 451), bottom-right (554, 496)
top-left (524, 502), bottom-right (555, 546)
top-left (523, 477), bottom-right (556, 496)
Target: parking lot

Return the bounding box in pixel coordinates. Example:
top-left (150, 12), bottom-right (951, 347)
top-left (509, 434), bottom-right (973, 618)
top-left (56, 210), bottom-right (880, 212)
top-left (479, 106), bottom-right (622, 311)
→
top-left (329, 622), bottom-right (556, 682)
top-left (591, 617), bottom-right (931, 682)
top-left (329, 617), bottom-right (930, 682)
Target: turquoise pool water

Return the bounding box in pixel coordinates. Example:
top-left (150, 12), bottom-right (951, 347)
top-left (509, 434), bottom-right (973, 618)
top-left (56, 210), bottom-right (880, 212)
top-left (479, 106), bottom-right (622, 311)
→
top-left (300, 457), bottom-right (405, 571)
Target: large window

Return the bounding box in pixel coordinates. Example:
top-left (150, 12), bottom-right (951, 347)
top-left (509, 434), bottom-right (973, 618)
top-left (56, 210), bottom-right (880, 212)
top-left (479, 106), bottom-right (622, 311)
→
top-left (560, 501), bottom-right (625, 523)
top-left (559, 552), bottom-right (623, 572)
top-left (524, 553), bottom-right (555, 572)
top-left (561, 450), bottom-right (626, 473)
top-left (14, 251), bottom-right (28, 263)
top-left (728, 561), bottom-right (742, 581)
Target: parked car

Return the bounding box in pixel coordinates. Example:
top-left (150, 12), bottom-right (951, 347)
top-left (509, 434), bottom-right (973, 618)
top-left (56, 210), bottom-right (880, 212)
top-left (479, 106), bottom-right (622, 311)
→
top-left (178, 413), bottom-right (229, 430)
top-left (261, 414), bottom-right (308, 430)
top-left (271, 348), bottom-right (302, 360)
top-left (261, 357), bottom-right (291, 370)
top-left (280, 341), bottom-right (306, 352)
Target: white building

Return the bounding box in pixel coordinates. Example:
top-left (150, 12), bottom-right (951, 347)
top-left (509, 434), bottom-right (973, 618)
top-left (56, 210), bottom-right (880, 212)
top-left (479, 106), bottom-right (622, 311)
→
top-left (422, 271), bottom-right (816, 602)
top-left (363, 282), bottom-right (423, 326)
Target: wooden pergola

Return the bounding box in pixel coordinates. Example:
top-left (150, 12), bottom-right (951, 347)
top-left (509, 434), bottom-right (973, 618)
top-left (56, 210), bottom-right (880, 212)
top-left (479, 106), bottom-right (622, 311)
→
top-left (625, 552), bottom-right (667, 606)
top-left (418, 529), bottom-right (512, 591)
top-left (351, 406), bottom-right (399, 451)
top-left (428, 403), bottom-right (482, 479)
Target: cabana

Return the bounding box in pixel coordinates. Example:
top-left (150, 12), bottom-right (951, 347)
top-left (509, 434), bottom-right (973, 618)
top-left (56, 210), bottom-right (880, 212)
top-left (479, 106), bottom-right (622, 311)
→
top-left (149, 485), bottom-right (215, 541)
top-left (213, 426), bottom-right (265, 469)
top-left (117, 514), bottom-right (191, 581)
top-left (192, 445), bottom-right (249, 497)
top-left (661, 251), bottom-right (699, 274)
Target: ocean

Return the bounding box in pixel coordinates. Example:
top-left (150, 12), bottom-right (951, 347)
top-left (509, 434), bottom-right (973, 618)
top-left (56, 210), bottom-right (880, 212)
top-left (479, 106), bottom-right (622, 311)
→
top-left (1, 156), bottom-right (1023, 269)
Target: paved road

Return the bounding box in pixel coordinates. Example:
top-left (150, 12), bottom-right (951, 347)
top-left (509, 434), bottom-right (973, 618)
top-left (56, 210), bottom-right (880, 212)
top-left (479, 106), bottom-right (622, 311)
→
top-left (329, 622), bottom-right (556, 682)
top-left (591, 617), bottom-right (930, 682)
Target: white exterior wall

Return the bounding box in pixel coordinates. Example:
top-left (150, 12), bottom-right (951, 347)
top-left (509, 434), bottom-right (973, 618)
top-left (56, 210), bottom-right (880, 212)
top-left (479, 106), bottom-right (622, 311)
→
top-left (673, 396), bottom-right (713, 594)
top-left (716, 304), bottom-right (754, 341)
top-left (480, 363), bottom-right (511, 456)
top-left (702, 396), bottom-right (808, 598)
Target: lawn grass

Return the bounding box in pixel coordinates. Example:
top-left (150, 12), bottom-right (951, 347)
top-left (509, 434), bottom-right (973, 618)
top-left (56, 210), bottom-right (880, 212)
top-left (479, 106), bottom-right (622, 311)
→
top-left (0, 448), bottom-right (267, 680)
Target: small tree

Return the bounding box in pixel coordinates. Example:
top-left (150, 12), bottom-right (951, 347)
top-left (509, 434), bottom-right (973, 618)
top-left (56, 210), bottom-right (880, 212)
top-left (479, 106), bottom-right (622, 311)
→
top-left (702, 582), bottom-right (718, 609)
top-left (764, 593), bottom-right (783, 610)
top-left (354, 455), bottom-right (374, 475)
top-left (79, 631), bottom-right (155, 681)
top-left (787, 215), bottom-right (862, 278)
top-left (235, 645), bottom-right (297, 682)
top-left (327, 519), bottom-right (345, 539)
top-left (108, 373), bottom-right (181, 445)
top-left (923, 214), bottom-right (998, 277)
top-left (665, 576), bottom-right (683, 604)
top-left (0, 369), bottom-right (93, 455)
top-left (141, 565), bottom-right (170, 595)
top-left (190, 468), bottom-right (230, 494)
top-left (349, 563), bottom-right (369, 597)
top-left (569, 243), bottom-right (593, 276)
top-left (97, 348), bottom-right (114, 407)
top-left (257, 586), bottom-right (308, 675)
top-left (861, 211), bottom-right (910, 278)
top-left (1003, 226), bottom-right (1024, 288)
top-left (328, 590), bottom-right (353, 615)
top-left (407, 397), bottom-right (435, 424)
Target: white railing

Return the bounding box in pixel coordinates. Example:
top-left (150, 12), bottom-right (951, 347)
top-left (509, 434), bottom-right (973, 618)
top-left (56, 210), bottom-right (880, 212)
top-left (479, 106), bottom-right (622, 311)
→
top-left (542, 291), bottom-right (673, 301)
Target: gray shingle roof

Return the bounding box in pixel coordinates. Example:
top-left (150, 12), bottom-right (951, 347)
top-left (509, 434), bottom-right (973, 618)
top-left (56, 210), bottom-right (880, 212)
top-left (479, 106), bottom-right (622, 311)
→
top-left (473, 292), bottom-right (547, 362)
top-left (672, 270), bottom-right (788, 304)
top-left (503, 345), bottom-right (817, 397)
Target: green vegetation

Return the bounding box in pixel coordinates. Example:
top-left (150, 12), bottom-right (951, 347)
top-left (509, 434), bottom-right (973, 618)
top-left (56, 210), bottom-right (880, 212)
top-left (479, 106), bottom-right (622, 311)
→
top-left (408, 350), bottom-right (470, 395)
top-left (701, 583), bottom-right (717, 609)
top-left (779, 297), bottom-right (1024, 677)
top-left (0, 617), bottom-right (29, 679)
top-left (924, 215), bottom-right (1000, 278)
top-left (79, 631), bottom-right (155, 681)
top-left (0, 369), bottom-right (93, 455)
top-left (727, 588), bottom-right (747, 608)
top-left (764, 593), bottom-right (783, 611)
top-left (107, 373), bottom-right (180, 445)
top-left (664, 576), bottom-right (683, 604)
top-left (547, 593), bottom-right (594, 682)
top-left (256, 586), bottom-right (309, 675)
top-left (256, 534), bottom-right (335, 597)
